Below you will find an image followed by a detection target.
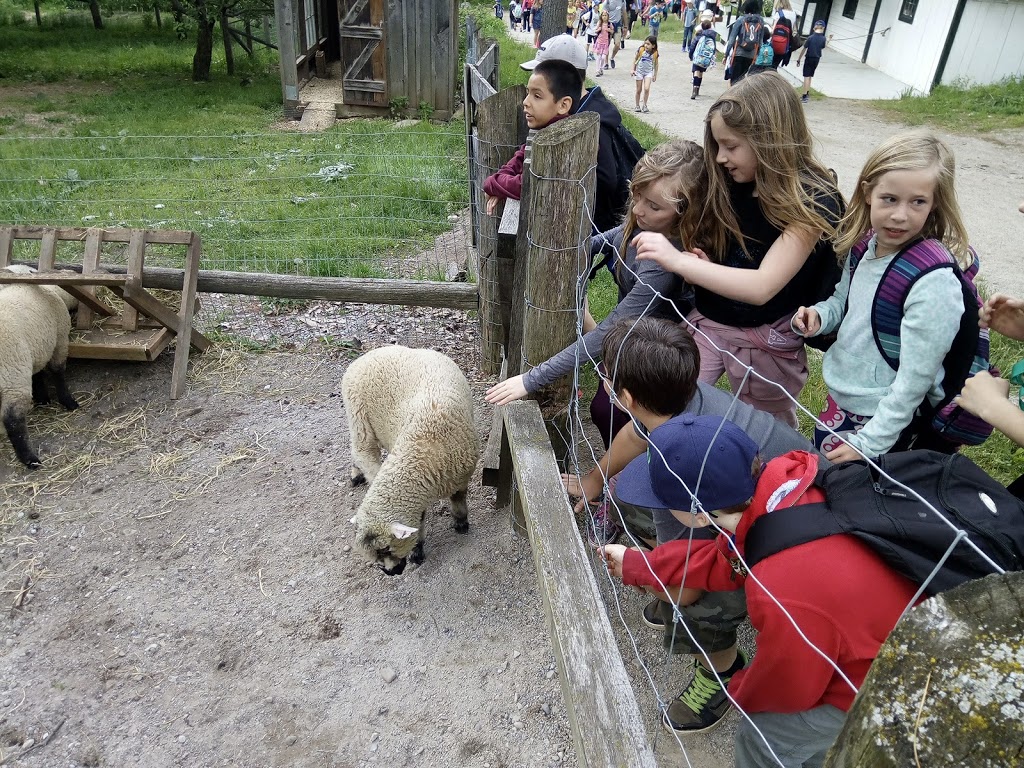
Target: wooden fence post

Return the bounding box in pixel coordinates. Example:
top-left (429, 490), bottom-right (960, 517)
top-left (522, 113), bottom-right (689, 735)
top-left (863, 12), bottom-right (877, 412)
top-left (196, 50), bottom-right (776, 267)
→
top-left (476, 86), bottom-right (527, 376)
top-left (518, 111), bottom-right (599, 465)
top-left (824, 572), bottom-right (1024, 766)
top-left (273, 0), bottom-right (301, 119)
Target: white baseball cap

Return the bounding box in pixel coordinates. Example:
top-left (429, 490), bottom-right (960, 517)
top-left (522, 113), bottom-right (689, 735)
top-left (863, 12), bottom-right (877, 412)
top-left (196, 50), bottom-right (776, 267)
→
top-left (521, 34), bottom-right (589, 72)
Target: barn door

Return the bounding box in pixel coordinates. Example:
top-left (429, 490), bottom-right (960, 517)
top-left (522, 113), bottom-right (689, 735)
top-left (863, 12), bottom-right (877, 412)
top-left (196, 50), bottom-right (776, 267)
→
top-left (338, 0), bottom-right (387, 107)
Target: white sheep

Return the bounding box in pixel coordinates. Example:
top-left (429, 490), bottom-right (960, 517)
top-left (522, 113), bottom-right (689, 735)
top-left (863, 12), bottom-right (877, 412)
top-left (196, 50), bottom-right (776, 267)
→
top-left (0, 265), bottom-right (79, 468)
top-left (342, 345), bottom-right (479, 575)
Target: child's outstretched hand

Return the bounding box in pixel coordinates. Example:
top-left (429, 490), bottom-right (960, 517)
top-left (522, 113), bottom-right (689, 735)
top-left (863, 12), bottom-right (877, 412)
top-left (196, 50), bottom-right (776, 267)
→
top-left (792, 306), bottom-right (821, 336)
top-left (485, 374), bottom-right (528, 405)
top-left (980, 294), bottom-right (1024, 341)
top-left (598, 544), bottom-right (628, 580)
top-left (486, 194), bottom-right (501, 216)
top-left (632, 232), bottom-right (692, 276)
top-left (824, 443), bottom-right (863, 464)
top-left (955, 370), bottom-right (1010, 420)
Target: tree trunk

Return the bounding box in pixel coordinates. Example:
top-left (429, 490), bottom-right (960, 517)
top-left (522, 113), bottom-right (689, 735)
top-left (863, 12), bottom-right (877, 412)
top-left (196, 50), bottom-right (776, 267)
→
top-left (88, 0), bottom-right (102, 29)
top-left (170, 0), bottom-right (184, 24)
top-left (154, 0), bottom-right (161, 28)
top-left (825, 572), bottom-right (1024, 767)
top-left (220, 5), bottom-right (235, 75)
top-left (192, 0), bottom-right (216, 81)
top-left (33, 0), bottom-right (41, 26)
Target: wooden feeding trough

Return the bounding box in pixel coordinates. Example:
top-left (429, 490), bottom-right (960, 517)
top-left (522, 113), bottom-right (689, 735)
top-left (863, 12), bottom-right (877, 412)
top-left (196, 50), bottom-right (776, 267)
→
top-left (0, 226), bottom-right (212, 399)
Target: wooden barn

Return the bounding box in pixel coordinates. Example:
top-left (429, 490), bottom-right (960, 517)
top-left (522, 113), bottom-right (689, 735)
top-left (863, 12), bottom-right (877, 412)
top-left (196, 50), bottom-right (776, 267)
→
top-left (273, 0), bottom-right (459, 119)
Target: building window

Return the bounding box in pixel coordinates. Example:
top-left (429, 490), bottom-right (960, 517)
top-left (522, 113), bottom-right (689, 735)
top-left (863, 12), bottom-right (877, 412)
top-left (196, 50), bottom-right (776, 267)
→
top-left (899, 0), bottom-right (917, 23)
top-left (304, 0), bottom-right (318, 48)
top-left (842, 0), bottom-right (858, 18)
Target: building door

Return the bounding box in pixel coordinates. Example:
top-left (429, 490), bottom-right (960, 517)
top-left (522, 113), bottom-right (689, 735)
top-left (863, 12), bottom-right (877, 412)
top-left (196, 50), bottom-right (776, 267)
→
top-left (338, 0), bottom-right (387, 107)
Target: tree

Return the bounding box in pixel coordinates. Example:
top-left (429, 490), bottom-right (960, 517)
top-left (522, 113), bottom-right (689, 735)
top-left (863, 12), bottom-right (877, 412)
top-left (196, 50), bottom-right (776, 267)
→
top-left (75, 0), bottom-right (103, 29)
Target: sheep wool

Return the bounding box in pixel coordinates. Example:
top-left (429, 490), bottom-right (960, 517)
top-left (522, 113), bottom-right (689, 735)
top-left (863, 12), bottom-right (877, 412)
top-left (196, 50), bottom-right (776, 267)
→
top-left (0, 266), bottom-right (80, 468)
top-left (342, 345), bottom-right (479, 575)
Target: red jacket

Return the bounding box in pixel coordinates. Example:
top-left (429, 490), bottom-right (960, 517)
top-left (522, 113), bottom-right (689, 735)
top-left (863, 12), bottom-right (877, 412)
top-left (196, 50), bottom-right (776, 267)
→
top-left (482, 113), bottom-right (571, 203)
top-left (622, 450), bottom-right (920, 714)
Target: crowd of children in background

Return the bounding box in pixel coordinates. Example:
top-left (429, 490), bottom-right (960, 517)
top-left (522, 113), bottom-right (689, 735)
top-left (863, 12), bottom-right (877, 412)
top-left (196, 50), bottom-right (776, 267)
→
top-left (478, 21), bottom-right (1024, 762)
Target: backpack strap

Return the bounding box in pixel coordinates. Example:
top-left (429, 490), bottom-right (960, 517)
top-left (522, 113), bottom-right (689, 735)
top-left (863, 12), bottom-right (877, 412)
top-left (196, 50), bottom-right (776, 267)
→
top-left (743, 501), bottom-right (840, 570)
top-left (870, 238), bottom-right (960, 371)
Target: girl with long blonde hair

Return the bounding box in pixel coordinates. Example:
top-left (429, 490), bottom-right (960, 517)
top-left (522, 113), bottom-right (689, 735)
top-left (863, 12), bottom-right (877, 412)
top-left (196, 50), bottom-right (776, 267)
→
top-left (792, 130), bottom-right (973, 460)
top-left (634, 71), bottom-right (844, 428)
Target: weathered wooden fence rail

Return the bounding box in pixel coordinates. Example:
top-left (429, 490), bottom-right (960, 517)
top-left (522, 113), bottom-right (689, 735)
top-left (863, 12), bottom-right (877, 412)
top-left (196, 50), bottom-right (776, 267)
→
top-left (502, 399), bottom-right (658, 768)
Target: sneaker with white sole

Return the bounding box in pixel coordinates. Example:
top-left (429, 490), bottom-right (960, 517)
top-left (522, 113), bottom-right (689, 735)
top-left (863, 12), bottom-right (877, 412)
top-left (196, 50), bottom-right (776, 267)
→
top-left (663, 650), bottom-right (749, 734)
top-left (642, 598), bottom-right (666, 629)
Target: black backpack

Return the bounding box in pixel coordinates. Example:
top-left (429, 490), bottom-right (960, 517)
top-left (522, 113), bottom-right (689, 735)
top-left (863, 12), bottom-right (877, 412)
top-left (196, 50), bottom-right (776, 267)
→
top-left (736, 14), bottom-right (764, 53)
top-left (744, 451), bottom-right (1024, 596)
top-left (609, 122), bottom-right (644, 196)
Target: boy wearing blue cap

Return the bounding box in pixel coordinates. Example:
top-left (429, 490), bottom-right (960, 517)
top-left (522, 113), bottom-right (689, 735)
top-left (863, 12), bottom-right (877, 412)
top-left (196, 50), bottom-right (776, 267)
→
top-left (601, 416), bottom-right (919, 764)
top-left (796, 20), bottom-right (829, 103)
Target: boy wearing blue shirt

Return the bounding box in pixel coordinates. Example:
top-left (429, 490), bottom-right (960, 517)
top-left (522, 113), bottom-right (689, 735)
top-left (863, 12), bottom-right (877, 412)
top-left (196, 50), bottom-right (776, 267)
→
top-left (797, 19), bottom-right (829, 103)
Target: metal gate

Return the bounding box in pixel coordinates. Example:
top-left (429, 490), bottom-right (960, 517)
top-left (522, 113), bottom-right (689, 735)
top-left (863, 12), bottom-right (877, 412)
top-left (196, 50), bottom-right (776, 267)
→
top-left (339, 0), bottom-right (387, 107)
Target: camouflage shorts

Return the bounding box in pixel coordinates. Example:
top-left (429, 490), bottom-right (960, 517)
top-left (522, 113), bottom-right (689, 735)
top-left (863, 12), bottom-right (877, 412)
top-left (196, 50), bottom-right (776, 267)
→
top-left (659, 587), bottom-right (748, 654)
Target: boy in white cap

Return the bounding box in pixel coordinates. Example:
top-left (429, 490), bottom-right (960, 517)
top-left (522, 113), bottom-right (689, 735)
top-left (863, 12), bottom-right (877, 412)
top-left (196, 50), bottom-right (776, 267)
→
top-left (521, 34), bottom-right (642, 233)
top-left (600, 415), bottom-right (919, 762)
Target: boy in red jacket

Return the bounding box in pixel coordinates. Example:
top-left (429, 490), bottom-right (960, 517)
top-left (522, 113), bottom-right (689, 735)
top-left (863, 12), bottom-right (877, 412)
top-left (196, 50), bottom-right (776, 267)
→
top-left (482, 58), bottom-right (582, 215)
top-left (601, 415), bottom-right (919, 765)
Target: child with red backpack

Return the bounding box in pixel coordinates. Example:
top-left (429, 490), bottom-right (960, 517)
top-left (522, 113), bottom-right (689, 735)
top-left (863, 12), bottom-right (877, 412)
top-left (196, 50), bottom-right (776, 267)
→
top-left (792, 130), bottom-right (988, 461)
top-left (599, 415), bottom-right (920, 757)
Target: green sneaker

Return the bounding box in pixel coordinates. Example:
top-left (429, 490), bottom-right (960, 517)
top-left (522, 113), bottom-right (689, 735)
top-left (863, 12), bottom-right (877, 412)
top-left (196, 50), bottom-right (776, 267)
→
top-left (662, 650), bottom-right (748, 734)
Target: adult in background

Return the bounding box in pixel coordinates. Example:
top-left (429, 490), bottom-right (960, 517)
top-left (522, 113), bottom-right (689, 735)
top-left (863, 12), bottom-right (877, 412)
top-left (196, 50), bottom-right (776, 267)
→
top-left (521, 34), bottom-right (642, 234)
top-left (771, 0), bottom-right (798, 68)
top-left (605, 0), bottom-right (627, 69)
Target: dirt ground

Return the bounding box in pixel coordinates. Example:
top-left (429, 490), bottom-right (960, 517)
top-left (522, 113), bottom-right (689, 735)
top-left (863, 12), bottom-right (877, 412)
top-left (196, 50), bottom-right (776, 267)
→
top-left (3, 48), bottom-right (1024, 768)
top-left (0, 301), bottom-right (578, 768)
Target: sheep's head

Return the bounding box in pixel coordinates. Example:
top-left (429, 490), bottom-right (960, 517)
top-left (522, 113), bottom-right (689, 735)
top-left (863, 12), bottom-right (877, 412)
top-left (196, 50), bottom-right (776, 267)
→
top-left (350, 514), bottom-right (420, 576)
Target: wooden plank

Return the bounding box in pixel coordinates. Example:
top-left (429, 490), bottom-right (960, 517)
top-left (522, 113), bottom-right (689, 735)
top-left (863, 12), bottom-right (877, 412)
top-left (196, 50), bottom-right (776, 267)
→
top-left (478, 41), bottom-right (498, 82)
top-left (467, 64), bottom-right (498, 103)
top-left (5, 226), bottom-right (192, 245)
top-left (170, 233), bottom-right (203, 399)
top-left (5, 262), bottom-right (480, 311)
top-left (498, 198), bottom-right (520, 237)
top-left (115, 283), bottom-right (213, 352)
top-left (77, 229), bottom-right (103, 329)
top-left (122, 229), bottom-right (146, 331)
top-left (0, 229), bottom-right (11, 267)
top-left (482, 357), bottom-right (509, 489)
top-left (38, 229), bottom-right (57, 271)
top-left (503, 399), bottom-right (657, 768)
top-left (0, 273), bottom-right (129, 287)
top-left (59, 285), bottom-right (118, 318)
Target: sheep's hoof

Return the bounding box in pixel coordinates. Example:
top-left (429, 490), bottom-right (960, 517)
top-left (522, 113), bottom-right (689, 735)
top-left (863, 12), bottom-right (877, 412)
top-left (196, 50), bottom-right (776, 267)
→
top-left (453, 519), bottom-right (470, 535)
top-left (409, 541), bottom-right (425, 565)
top-left (350, 472), bottom-right (366, 487)
top-left (59, 397), bottom-right (80, 411)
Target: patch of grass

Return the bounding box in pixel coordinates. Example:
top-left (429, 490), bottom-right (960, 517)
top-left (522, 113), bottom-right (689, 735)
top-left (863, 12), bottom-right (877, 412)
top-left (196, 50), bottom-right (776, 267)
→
top-left (873, 76), bottom-right (1024, 133)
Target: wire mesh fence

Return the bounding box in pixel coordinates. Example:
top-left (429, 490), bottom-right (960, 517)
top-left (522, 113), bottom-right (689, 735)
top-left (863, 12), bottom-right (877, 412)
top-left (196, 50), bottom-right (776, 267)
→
top-left (0, 124), bottom-right (475, 348)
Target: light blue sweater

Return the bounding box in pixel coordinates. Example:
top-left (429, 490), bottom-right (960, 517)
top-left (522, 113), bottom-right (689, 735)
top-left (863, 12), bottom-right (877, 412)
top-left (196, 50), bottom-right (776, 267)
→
top-left (810, 236), bottom-right (964, 456)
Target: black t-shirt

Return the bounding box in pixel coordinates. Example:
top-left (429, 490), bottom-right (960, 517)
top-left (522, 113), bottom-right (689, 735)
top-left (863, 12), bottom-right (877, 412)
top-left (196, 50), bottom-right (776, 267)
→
top-left (695, 181), bottom-right (844, 327)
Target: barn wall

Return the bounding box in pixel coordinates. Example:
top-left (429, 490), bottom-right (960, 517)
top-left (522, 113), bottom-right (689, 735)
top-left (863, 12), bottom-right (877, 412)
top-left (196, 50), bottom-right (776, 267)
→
top-left (385, 0), bottom-right (457, 119)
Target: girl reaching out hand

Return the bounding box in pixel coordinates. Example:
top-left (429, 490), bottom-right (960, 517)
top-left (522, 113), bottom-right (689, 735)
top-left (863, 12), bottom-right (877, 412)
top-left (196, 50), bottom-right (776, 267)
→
top-left (792, 130), bottom-right (972, 462)
top-left (485, 140), bottom-right (709, 445)
top-left (632, 71), bottom-right (844, 428)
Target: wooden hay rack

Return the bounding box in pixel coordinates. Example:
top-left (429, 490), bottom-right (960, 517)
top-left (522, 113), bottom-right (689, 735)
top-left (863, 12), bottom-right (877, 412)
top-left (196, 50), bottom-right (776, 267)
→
top-left (0, 226), bottom-right (212, 399)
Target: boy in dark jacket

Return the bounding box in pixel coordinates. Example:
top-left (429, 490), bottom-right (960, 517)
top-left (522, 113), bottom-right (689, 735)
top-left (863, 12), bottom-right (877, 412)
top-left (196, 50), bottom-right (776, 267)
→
top-left (521, 34), bottom-right (641, 234)
top-left (601, 415), bottom-right (920, 760)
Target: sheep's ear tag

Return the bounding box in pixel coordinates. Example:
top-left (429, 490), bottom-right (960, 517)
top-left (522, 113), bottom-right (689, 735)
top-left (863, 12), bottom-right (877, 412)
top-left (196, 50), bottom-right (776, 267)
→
top-left (349, 515), bottom-right (358, 525)
top-left (390, 523), bottom-right (419, 540)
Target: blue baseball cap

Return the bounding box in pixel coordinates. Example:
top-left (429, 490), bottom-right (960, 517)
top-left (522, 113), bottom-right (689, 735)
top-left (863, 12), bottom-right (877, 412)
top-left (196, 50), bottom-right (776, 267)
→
top-left (615, 414), bottom-right (759, 513)
top-left (813, 19), bottom-right (826, 27)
